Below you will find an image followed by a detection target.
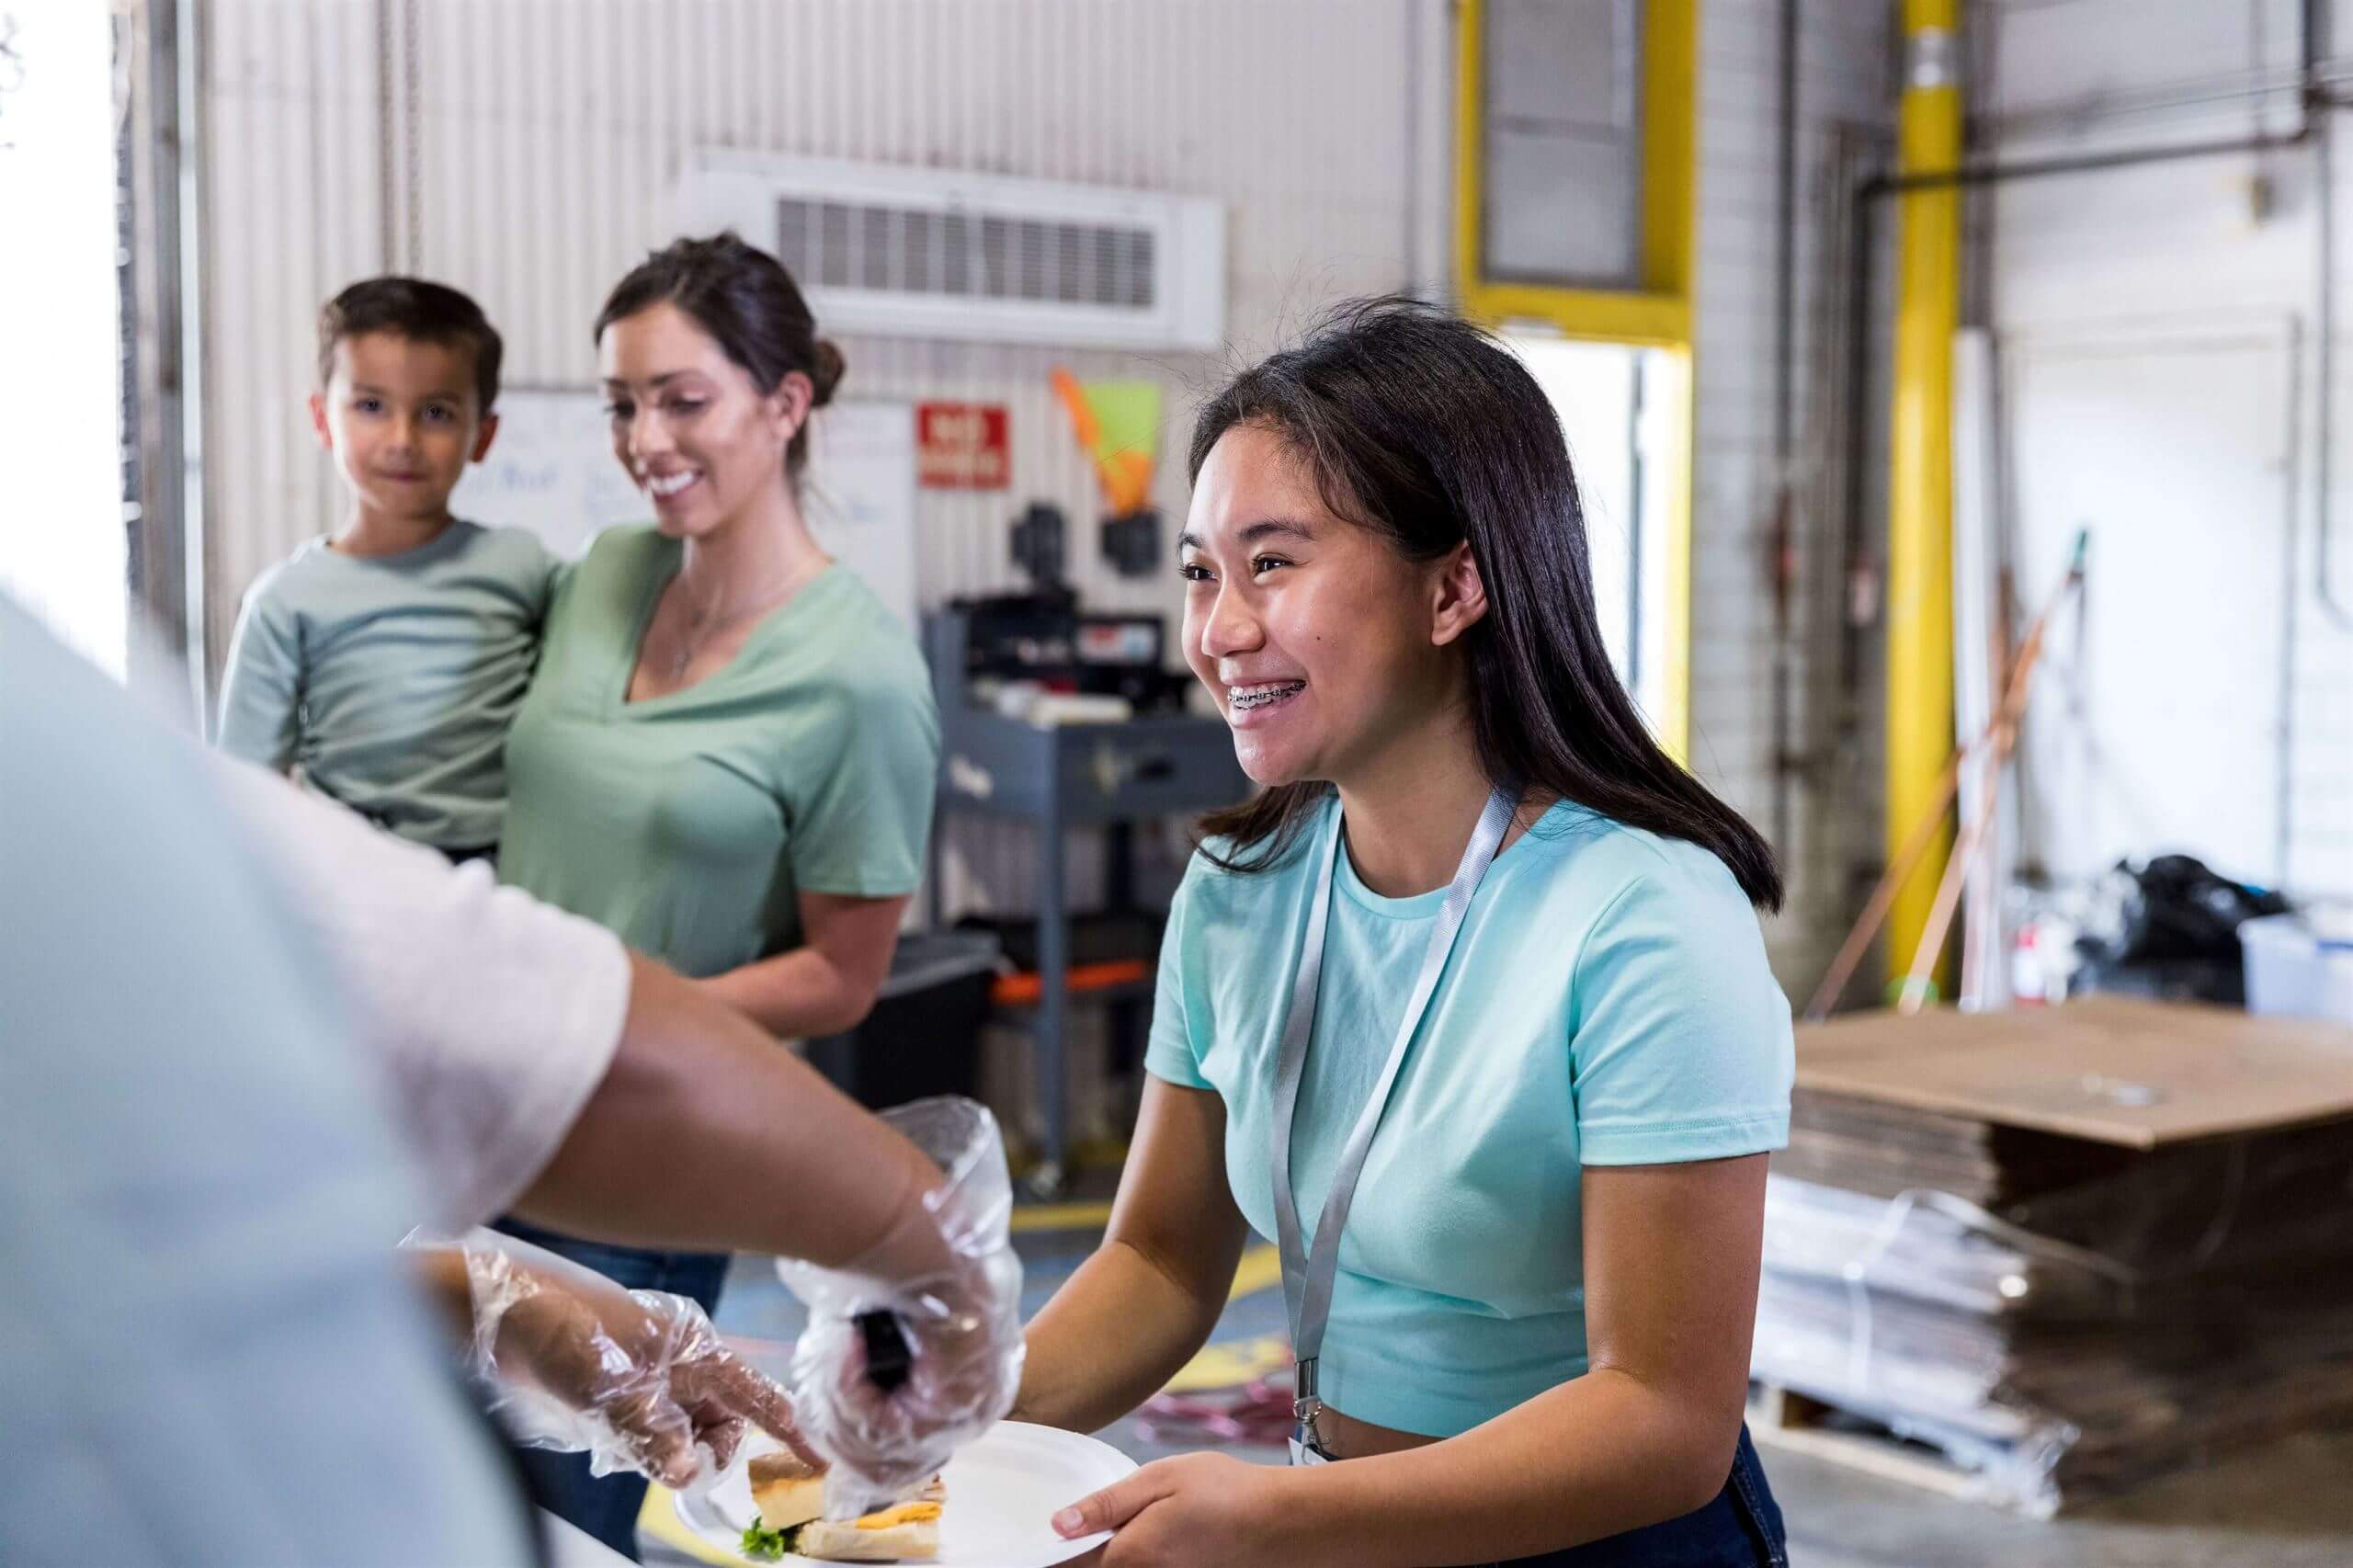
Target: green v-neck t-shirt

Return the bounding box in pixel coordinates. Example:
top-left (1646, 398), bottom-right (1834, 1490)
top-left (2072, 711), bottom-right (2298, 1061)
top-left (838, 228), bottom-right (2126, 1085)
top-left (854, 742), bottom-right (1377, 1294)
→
top-left (497, 525), bottom-right (939, 977)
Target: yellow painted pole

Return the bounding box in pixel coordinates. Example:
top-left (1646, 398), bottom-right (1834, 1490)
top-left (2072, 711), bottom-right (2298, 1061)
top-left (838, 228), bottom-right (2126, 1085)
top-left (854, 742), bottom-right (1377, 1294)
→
top-left (1885, 0), bottom-right (1962, 1004)
top-left (1453, 0), bottom-right (1486, 312)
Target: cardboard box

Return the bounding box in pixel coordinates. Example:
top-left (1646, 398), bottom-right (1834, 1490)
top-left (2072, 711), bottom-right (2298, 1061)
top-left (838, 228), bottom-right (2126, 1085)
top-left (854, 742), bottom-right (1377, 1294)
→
top-left (1795, 995), bottom-right (2353, 1149)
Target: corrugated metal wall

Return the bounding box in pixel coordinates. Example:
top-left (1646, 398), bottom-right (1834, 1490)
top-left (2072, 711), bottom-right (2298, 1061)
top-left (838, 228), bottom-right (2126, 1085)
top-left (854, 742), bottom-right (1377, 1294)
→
top-left (199, 0), bottom-right (1435, 657)
top-left (198, 0), bottom-right (1444, 916)
top-left (202, 0), bottom-right (389, 665)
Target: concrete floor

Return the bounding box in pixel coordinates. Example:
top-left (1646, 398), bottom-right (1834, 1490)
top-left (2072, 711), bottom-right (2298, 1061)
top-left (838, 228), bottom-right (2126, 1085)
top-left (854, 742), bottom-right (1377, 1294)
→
top-left (1769, 1429), bottom-right (2353, 1567)
top-left (690, 1222), bottom-right (2353, 1568)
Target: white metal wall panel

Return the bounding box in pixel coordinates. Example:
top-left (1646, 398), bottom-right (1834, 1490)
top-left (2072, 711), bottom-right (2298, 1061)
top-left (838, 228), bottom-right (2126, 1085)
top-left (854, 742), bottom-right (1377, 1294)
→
top-left (198, 0), bottom-right (1437, 916)
top-left (203, 0), bottom-right (386, 676)
top-left (1985, 0), bottom-right (2353, 901)
top-left (204, 0), bottom-right (1428, 649)
top-left (1990, 0), bottom-right (2301, 129)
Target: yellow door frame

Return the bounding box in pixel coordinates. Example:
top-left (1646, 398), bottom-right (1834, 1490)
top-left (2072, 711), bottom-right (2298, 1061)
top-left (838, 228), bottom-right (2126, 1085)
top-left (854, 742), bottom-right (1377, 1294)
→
top-left (1453, 0), bottom-right (1699, 762)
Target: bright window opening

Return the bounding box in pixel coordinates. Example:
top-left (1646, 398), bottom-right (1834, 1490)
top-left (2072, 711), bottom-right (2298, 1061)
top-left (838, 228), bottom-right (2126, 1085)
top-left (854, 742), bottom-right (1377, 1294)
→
top-left (1506, 335), bottom-right (1674, 730)
top-left (0, 2), bottom-right (127, 677)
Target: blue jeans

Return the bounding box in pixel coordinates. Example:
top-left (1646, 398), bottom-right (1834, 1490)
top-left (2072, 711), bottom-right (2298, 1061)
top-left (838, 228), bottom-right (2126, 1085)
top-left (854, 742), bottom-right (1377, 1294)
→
top-left (1486, 1426), bottom-right (1788, 1567)
top-left (490, 1217), bottom-right (731, 1562)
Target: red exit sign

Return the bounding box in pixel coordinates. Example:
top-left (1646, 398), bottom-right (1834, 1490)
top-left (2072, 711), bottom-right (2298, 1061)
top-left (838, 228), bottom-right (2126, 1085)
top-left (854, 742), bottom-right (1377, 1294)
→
top-left (917, 402), bottom-right (1010, 489)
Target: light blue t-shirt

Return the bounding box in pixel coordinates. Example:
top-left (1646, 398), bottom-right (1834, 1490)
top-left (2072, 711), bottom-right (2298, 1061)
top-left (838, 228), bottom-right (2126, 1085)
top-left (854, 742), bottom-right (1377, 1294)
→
top-left (1144, 791), bottom-right (1794, 1438)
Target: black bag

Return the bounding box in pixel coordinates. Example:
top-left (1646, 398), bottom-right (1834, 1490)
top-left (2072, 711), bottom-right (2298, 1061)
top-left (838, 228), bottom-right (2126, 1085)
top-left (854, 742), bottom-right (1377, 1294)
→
top-left (2075, 854), bottom-right (2290, 1005)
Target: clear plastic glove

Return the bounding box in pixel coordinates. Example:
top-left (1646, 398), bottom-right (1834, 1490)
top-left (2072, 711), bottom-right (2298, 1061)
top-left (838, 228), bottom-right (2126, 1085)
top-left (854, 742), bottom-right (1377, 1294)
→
top-left (409, 1227), bottom-right (818, 1489)
top-left (779, 1097), bottom-right (1025, 1520)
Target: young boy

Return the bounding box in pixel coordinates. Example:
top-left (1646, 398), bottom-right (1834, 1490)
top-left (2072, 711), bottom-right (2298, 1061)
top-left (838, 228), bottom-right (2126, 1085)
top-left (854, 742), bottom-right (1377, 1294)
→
top-left (215, 278), bottom-right (556, 863)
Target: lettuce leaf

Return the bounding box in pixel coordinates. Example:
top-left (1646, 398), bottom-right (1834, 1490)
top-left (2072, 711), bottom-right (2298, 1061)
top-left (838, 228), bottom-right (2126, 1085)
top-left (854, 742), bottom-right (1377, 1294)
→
top-left (740, 1516), bottom-right (801, 1561)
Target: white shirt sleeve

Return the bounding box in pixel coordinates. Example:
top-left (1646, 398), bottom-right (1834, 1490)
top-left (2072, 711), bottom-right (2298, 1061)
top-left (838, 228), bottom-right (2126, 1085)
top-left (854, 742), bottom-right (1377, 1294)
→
top-left (209, 756), bottom-right (633, 1231)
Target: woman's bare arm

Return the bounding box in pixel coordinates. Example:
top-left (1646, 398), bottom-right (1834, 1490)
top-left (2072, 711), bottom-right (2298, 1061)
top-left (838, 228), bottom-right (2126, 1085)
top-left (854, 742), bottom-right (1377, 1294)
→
top-left (1015, 1079), bottom-right (1252, 1434)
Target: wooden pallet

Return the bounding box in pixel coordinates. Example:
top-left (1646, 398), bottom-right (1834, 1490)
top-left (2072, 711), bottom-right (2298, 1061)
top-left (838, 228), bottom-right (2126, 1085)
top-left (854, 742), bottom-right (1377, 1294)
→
top-left (1746, 1383), bottom-right (1992, 1503)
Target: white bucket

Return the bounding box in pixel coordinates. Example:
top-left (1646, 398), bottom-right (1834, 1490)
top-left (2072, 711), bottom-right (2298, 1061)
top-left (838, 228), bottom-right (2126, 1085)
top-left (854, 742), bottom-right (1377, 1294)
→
top-left (2239, 911), bottom-right (2353, 1027)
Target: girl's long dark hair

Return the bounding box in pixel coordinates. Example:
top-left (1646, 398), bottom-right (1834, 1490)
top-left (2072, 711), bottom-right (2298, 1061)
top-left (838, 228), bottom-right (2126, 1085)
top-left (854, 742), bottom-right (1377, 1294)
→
top-left (1192, 297), bottom-right (1782, 911)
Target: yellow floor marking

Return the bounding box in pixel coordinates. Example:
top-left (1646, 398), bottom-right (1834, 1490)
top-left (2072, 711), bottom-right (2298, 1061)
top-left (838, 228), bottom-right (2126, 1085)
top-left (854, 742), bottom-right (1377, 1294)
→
top-left (1160, 1332), bottom-right (1292, 1394)
top-left (1226, 1243), bottom-right (1281, 1302)
top-left (1006, 1199), bottom-right (1115, 1234)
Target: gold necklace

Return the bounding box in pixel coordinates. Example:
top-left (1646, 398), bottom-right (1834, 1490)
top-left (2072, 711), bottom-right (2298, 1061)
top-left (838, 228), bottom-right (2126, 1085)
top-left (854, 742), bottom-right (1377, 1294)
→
top-left (662, 558), bottom-right (821, 682)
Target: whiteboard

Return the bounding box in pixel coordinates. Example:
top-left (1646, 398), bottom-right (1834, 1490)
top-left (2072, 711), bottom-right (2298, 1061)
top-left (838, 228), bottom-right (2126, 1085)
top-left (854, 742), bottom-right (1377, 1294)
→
top-left (803, 400), bottom-right (918, 631)
top-left (451, 389), bottom-right (918, 630)
top-left (450, 388), bottom-right (643, 559)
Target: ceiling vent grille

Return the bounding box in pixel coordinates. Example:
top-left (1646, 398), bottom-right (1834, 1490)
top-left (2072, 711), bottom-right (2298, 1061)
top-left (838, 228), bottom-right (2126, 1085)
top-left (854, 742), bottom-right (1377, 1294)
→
top-left (682, 152), bottom-right (1223, 351)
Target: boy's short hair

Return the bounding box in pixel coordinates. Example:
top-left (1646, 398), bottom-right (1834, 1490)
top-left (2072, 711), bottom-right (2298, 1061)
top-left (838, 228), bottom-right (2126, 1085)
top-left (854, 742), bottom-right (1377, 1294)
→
top-left (317, 278), bottom-right (504, 411)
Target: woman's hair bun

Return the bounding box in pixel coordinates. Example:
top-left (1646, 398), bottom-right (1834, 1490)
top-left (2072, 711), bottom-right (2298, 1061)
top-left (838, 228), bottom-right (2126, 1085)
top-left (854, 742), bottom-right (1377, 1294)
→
top-left (811, 338), bottom-right (847, 407)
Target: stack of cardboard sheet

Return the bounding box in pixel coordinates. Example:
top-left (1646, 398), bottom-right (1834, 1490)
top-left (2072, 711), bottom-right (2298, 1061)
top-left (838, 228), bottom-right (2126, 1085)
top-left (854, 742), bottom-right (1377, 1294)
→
top-left (1752, 996), bottom-right (2353, 1515)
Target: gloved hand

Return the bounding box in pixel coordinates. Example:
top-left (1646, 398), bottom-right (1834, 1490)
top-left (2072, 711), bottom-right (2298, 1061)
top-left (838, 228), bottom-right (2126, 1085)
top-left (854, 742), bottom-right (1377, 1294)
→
top-left (410, 1228), bottom-right (818, 1487)
top-left (779, 1097), bottom-right (1025, 1520)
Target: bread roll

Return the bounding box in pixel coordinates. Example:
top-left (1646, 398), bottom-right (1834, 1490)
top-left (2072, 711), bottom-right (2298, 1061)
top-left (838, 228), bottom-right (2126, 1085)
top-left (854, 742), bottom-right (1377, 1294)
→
top-left (747, 1451), bottom-right (826, 1531)
top-left (790, 1514), bottom-right (940, 1562)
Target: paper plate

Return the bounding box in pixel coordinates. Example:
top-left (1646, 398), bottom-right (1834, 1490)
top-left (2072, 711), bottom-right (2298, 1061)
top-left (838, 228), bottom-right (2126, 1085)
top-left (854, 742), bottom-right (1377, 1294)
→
top-left (664, 1422), bottom-right (1137, 1567)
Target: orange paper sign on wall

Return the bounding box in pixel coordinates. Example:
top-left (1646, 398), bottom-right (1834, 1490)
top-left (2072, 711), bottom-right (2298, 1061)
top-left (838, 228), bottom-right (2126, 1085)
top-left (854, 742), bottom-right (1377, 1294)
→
top-left (916, 402), bottom-right (1010, 489)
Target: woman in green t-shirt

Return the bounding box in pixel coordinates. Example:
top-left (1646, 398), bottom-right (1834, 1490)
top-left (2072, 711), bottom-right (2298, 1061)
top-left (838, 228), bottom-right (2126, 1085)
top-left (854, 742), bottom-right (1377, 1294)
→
top-left (493, 233), bottom-right (939, 1557)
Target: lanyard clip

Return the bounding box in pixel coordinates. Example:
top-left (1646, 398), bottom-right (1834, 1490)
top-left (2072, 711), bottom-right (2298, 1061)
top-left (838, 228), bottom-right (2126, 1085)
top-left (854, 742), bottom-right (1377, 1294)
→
top-left (1292, 1356), bottom-right (1325, 1439)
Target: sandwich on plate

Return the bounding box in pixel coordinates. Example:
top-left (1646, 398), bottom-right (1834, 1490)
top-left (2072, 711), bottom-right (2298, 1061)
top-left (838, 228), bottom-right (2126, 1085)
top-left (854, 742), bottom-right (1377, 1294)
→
top-left (740, 1449), bottom-right (945, 1562)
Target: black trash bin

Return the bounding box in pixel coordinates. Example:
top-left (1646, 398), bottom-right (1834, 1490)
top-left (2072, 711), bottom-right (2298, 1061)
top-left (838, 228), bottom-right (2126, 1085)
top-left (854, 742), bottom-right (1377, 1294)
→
top-left (805, 929), bottom-right (1004, 1110)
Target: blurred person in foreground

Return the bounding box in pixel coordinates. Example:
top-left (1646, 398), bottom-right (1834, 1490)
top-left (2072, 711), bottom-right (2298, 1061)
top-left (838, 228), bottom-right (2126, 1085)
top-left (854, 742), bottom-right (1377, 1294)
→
top-left (0, 598), bottom-right (1017, 1565)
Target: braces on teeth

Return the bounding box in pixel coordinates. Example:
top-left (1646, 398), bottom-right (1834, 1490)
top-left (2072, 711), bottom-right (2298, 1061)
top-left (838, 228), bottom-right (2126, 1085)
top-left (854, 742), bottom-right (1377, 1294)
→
top-left (1230, 682), bottom-right (1304, 710)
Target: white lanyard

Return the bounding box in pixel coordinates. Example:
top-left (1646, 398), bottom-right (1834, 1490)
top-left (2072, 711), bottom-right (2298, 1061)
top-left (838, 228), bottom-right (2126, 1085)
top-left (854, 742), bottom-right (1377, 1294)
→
top-left (1270, 785), bottom-right (1518, 1463)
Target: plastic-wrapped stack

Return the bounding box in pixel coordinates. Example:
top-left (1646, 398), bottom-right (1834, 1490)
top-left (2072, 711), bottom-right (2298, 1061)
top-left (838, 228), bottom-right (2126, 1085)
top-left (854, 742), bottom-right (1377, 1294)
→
top-left (1751, 997), bottom-right (2353, 1516)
